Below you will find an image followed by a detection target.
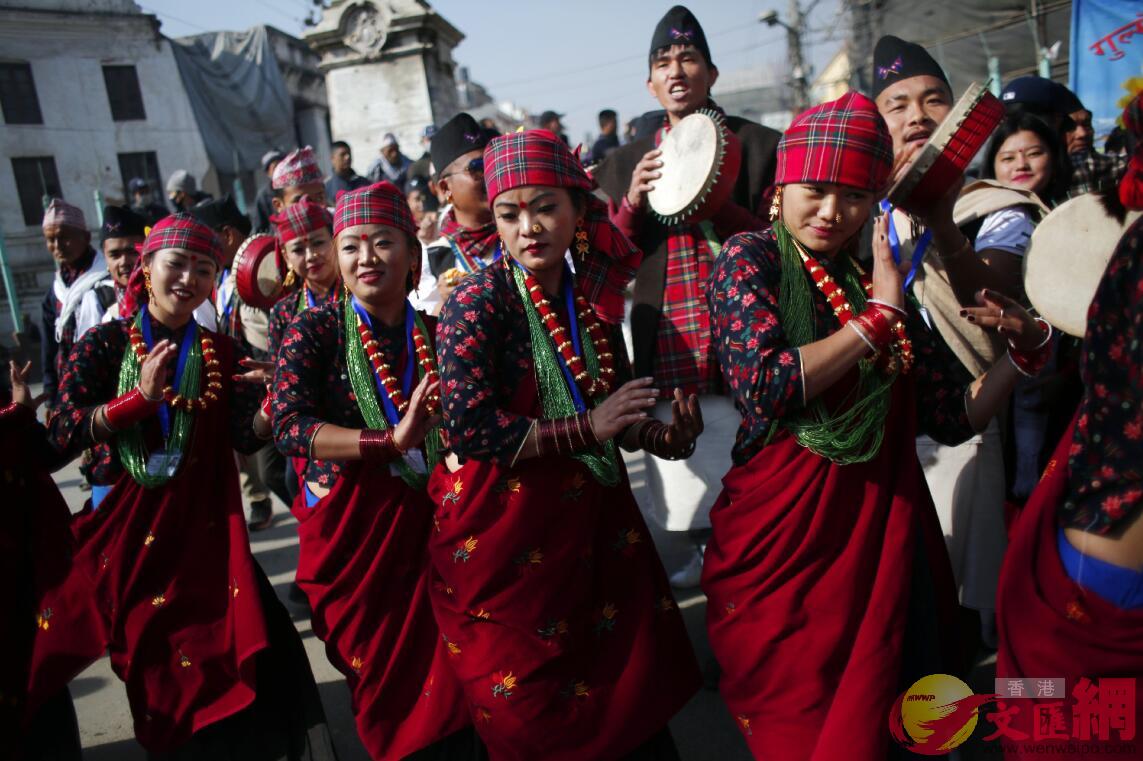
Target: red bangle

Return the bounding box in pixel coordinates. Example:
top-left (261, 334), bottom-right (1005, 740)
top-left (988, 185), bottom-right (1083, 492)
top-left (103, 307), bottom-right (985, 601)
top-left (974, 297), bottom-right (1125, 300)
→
top-left (104, 387), bottom-right (161, 431)
top-left (359, 428), bottom-right (403, 463)
top-left (853, 307), bottom-right (894, 350)
top-left (536, 413), bottom-right (598, 457)
top-left (1008, 319), bottom-right (1053, 377)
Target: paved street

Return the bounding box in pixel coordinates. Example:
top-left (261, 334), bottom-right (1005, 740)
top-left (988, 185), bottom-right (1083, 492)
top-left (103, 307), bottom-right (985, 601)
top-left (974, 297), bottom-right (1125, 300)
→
top-left (50, 443), bottom-right (753, 760)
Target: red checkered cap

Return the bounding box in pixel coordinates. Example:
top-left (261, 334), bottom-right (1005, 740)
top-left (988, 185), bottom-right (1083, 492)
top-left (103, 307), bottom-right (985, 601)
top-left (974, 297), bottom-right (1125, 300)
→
top-left (271, 196), bottom-right (333, 244)
top-left (142, 212), bottom-right (224, 264)
top-left (42, 199), bottom-right (87, 231)
top-left (483, 129), bottom-right (594, 203)
top-left (333, 181), bottom-right (416, 238)
top-left (775, 91), bottom-right (893, 193)
top-left (272, 146), bottom-right (323, 190)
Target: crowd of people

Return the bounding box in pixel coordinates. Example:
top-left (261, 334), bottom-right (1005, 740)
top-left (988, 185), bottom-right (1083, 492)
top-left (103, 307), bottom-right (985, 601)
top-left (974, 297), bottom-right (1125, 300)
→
top-left (6, 3), bottom-right (1142, 760)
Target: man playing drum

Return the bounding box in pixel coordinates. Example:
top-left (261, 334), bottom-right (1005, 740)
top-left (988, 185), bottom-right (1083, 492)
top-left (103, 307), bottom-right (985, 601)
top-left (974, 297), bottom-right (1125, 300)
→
top-left (873, 35), bottom-right (1038, 647)
top-left (594, 5), bottom-right (780, 586)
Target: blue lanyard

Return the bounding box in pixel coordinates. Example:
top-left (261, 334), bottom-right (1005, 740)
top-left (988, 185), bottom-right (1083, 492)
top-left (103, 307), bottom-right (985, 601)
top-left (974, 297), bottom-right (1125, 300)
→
top-left (305, 284), bottom-right (317, 309)
top-left (140, 312), bottom-right (196, 440)
top-left (351, 296), bottom-right (415, 426)
top-left (516, 260), bottom-right (587, 413)
top-left (880, 200), bottom-right (932, 288)
top-left (219, 269), bottom-right (234, 324)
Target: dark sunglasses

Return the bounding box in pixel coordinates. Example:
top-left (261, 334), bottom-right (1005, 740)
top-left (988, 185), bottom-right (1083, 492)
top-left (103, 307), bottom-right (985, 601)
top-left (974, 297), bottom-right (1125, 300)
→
top-left (441, 157), bottom-right (484, 179)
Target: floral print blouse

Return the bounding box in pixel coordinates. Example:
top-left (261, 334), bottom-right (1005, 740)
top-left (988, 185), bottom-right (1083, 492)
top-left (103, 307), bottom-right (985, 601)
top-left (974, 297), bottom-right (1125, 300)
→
top-left (708, 228), bottom-right (975, 466)
top-left (1064, 218), bottom-right (1143, 534)
top-left (48, 314), bottom-right (263, 485)
top-left (436, 259), bottom-right (633, 464)
top-left (267, 285), bottom-right (341, 362)
top-left (272, 298), bottom-right (435, 490)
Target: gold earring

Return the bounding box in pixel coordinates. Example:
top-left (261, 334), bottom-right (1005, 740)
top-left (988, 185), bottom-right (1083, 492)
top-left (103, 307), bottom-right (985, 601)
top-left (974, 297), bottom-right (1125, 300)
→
top-left (531, 222), bottom-right (543, 234)
top-left (282, 269), bottom-right (297, 288)
top-left (143, 267), bottom-right (153, 297)
top-left (768, 187), bottom-right (783, 222)
top-left (834, 213), bottom-right (843, 224)
top-left (574, 224), bottom-right (589, 257)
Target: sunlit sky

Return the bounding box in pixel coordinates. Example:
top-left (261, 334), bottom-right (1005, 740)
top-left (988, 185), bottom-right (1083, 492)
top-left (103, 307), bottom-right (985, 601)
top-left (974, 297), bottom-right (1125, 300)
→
top-left (138, 0), bottom-right (842, 144)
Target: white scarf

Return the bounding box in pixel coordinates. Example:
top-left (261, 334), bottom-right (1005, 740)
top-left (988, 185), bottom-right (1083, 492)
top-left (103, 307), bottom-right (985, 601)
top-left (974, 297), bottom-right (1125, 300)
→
top-left (53, 250), bottom-right (108, 341)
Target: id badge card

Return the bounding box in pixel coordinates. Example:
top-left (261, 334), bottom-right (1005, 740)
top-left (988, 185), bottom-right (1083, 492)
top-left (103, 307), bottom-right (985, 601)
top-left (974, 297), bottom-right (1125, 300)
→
top-left (146, 450), bottom-right (183, 478)
top-left (390, 448), bottom-right (427, 477)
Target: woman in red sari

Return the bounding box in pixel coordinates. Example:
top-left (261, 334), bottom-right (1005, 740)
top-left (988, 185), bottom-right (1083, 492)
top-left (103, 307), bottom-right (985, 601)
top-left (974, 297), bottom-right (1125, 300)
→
top-left (269, 181), bottom-right (474, 760)
top-left (430, 129), bottom-right (704, 761)
top-left (702, 91), bottom-right (1052, 760)
top-left (2, 360), bottom-right (84, 761)
top-left (29, 213), bottom-right (337, 759)
top-left (995, 93), bottom-right (1143, 761)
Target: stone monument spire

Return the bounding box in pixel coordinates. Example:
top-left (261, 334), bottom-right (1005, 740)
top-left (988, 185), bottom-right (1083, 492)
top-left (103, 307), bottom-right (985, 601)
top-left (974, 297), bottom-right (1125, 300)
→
top-left (306, 0), bottom-right (463, 177)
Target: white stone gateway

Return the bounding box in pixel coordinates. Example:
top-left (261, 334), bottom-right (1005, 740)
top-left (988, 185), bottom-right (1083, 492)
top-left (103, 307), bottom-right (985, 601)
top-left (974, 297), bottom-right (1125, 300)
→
top-left (306, 0), bottom-right (464, 176)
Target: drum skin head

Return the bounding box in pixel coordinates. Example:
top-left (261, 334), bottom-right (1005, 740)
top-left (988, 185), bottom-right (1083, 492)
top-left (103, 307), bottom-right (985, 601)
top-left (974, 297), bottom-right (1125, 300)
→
top-left (1024, 194), bottom-right (1142, 337)
top-left (648, 112), bottom-right (721, 218)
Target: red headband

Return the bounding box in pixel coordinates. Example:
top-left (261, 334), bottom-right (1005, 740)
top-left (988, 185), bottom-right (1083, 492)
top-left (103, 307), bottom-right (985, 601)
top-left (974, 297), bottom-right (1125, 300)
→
top-left (775, 91), bottom-right (893, 192)
top-left (333, 181), bottom-right (417, 239)
top-left (272, 196), bottom-right (333, 244)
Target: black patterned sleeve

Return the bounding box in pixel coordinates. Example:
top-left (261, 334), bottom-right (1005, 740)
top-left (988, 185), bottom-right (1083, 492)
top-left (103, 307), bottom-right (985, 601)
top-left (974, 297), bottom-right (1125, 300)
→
top-left (437, 272), bottom-right (534, 464)
top-left (1064, 220), bottom-right (1143, 534)
top-left (907, 305), bottom-right (975, 446)
top-left (707, 232), bottom-right (804, 450)
top-left (272, 306), bottom-right (334, 459)
top-left (267, 296), bottom-right (295, 363)
top-left (47, 322), bottom-right (127, 461)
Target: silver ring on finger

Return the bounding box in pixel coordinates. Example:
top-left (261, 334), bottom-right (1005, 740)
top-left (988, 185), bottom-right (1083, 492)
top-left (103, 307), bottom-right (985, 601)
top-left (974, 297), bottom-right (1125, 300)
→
top-left (999, 307), bottom-right (1006, 319)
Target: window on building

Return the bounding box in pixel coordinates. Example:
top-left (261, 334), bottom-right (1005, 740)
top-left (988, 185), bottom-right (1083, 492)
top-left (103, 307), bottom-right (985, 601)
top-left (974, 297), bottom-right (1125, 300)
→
top-left (0, 62), bottom-right (44, 124)
top-left (117, 151), bottom-right (162, 202)
top-left (11, 156), bottom-right (62, 226)
top-left (103, 65), bottom-right (146, 121)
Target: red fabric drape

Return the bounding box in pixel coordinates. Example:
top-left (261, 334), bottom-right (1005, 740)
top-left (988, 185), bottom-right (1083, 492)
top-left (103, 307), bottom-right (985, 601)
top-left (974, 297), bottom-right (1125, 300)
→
top-left (27, 337), bottom-right (270, 752)
top-left (996, 417), bottom-right (1143, 760)
top-left (424, 376), bottom-right (700, 760)
top-left (701, 379), bottom-right (959, 760)
top-left (291, 460), bottom-right (468, 760)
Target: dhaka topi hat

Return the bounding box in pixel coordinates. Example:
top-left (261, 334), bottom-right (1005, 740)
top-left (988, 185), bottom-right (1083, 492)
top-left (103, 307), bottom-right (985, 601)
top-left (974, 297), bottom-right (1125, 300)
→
top-left (650, 6), bottom-right (713, 68)
top-left (42, 199), bottom-right (87, 231)
top-left (142, 212), bottom-right (223, 264)
top-left (775, 91), bottom-right (893, 193)
top-left (482, 129), bottom-right (642, 324)
top-left (871, 35), bottom-right (950, 99)
top-left (432, 112), bottom-right (492, 177)
top-left (272, 146), bottom-right (323, 190)
top-left (272, 195), bottom-right (333, 244)
top-left (189, 195), bottom-right (248, 233)
top-left (101, 205), bottom-right (147, 243)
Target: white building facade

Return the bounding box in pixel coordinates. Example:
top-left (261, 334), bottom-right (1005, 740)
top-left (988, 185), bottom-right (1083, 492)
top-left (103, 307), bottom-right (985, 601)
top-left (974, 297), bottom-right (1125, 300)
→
top-left (0, 0), bottom-right (212, 336)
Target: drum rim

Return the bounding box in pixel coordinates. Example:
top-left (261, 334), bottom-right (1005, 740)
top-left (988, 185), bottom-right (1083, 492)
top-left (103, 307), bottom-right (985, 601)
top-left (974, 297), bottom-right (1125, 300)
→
top-left (649, 108), bottom-right (730, 225)
top-left (233, 233), bottom-right (281, 307)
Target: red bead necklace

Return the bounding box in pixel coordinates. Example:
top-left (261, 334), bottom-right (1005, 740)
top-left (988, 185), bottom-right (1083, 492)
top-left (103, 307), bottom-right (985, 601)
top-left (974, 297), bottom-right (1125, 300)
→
top-left (128, 323), bottom-right (223, 411)
top-left (356, 318), bottom-right (441, 417)
top-left (521, 268), bottom-right (616, 400)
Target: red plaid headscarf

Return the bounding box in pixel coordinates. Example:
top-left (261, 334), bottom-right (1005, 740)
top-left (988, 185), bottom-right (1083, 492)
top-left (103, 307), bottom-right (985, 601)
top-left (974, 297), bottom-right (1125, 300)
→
top-left (775, 91), bottom-right (893, 192)
top-left (333, 181), bottom-right (417, 238)
top-left (271, 196), bottom-right (333, 244)
top-left (272, 146), bottom-right (323, 190)
top-left (1119, 90), bottom-right (1143, 210)
top-left (142, 212), bottom-right (223, 263)
top-left (483, 129), bottom-right (642, 324)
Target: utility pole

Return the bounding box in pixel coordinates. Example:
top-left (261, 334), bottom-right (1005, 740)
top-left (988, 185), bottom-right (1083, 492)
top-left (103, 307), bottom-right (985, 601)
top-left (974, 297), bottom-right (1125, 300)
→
top-left (761, 2), bottom-right (813, 113)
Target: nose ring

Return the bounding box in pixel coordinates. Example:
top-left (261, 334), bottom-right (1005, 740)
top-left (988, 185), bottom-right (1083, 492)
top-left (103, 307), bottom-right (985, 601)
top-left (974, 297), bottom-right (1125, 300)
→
top-left (531, 222), bottom-right (543, 234)
top-left (834, 213), bottom-right (843, 224)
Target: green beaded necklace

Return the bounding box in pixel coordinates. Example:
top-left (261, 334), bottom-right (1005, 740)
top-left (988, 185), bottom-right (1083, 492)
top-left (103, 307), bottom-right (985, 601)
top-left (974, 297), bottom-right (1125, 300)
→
top-left (115, 312), bottom-right (202, 487)
top-left (343, 294), bottom-right (441, 490)
top-left (770, 221), bottom-right (898, 464)
top-left (510, 262), bottom-right (620, 487)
